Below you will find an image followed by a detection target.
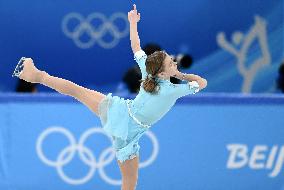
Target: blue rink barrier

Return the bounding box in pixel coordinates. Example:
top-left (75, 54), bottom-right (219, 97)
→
top-left (0, 93), bottom-right (284, 190)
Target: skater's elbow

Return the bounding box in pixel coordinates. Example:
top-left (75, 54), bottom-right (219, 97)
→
top-left (131, 43), bottom-right (141, 54)
top-left (197, 78), bottom-right (207, 90)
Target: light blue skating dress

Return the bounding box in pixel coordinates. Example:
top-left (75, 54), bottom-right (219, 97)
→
top-left (98, 50), bottom-right (200, 163)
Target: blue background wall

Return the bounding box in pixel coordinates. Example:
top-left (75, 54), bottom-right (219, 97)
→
top-left (0, 0), bottom-right (283, 93)
top-left (0, 93), bottom-right (284, 190)
top-left (1, 1), bottom-right (283, 189)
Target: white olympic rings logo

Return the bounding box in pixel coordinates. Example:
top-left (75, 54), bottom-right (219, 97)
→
top-left (62, 12), bottom-right (129, 49)
top-left (36, 126), bottom-right (159, 186)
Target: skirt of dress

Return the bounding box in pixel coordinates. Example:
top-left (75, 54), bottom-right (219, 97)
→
top-left (98, 93), bottom-right (130, 141)
top-left (98, 93), bottom-right (148, 162)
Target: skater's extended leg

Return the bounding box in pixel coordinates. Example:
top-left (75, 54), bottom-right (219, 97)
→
top-left (18, 58), bottom-right (106, 116)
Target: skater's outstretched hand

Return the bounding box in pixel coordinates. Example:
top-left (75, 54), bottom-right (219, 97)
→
top-left (19, 58), bottom-right (45, 83)
top-left (128, 4), bottom-right (140, 24)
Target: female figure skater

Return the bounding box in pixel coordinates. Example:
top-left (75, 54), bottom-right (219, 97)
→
top-left (13, 4), bottom-right (207, 190)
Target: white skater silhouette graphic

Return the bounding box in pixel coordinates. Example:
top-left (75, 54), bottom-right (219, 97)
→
top-left (217, 16), bottom-right (271, 93)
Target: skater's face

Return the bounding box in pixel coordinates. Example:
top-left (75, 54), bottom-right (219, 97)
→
top-left (159, 54), bottom-right (178, 78)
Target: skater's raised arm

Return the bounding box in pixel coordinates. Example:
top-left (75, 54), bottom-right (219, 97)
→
top-left (128, 4), bottom-right (141, 54)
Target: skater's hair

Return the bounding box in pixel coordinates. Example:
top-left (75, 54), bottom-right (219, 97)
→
top-left (142, 51), bottom-right (166, 94)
